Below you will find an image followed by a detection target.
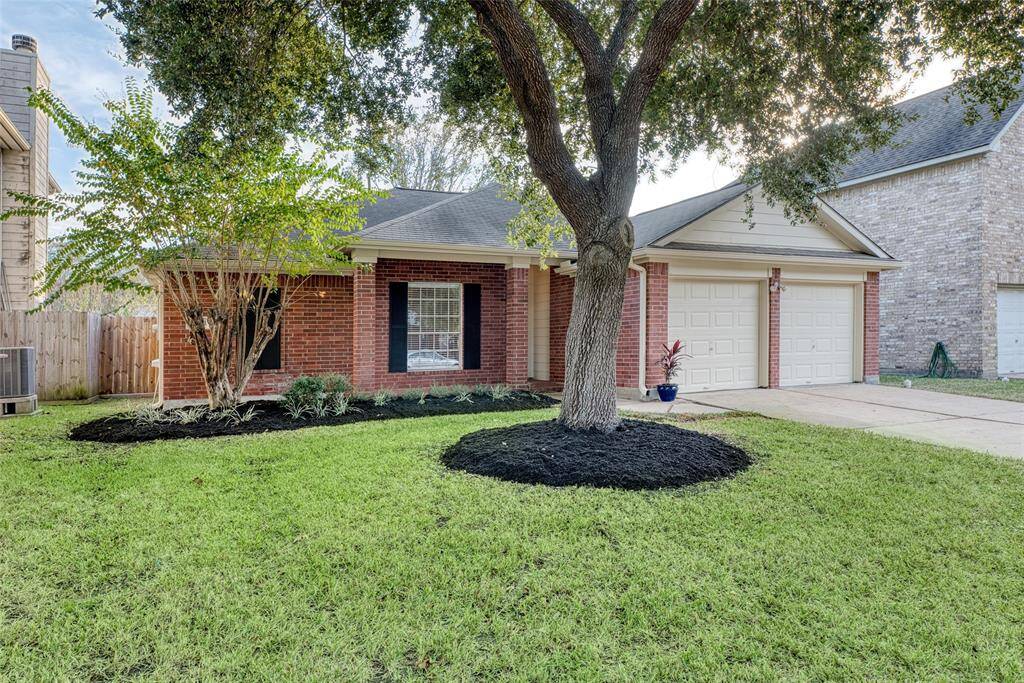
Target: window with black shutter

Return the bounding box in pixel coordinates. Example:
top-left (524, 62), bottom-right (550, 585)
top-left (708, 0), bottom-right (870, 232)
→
top-left (243, 288), bottom-right (282, 370)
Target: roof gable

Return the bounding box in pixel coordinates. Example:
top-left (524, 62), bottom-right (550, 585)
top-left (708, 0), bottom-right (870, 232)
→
top-left (637, 184), bottom-right (892, 260)
top-left (838, 82), bottom-right (1024, 186)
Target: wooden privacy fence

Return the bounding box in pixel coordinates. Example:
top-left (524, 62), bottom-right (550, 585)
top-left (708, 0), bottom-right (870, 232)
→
top-left (0, 311), bottom-right (158, 400)
top-left (100, 315), bottom-right (159, 397)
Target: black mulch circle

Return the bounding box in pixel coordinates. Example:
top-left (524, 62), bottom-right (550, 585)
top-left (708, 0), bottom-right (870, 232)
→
top-left (442, 418), bottom-right (752, 490)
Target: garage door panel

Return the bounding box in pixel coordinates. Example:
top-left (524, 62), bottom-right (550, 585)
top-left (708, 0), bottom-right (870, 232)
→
top-left (668, 279), bottom-right (760, 392)
top-left (780, 283), bottom-right (854, 387)
top-left (998, 288), bottom-right (1024, 374)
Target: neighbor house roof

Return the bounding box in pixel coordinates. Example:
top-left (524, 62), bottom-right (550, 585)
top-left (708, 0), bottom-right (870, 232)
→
top-left (630, 180), bottom-right (752, 248)
top-left (837, 82), bottom-right (1024, 187)
top-left (0, 106), bottom-right (29, 151)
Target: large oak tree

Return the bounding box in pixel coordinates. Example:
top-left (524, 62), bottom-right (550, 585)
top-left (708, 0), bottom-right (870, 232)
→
top-left (100, 0), bottom-right (1023, 431)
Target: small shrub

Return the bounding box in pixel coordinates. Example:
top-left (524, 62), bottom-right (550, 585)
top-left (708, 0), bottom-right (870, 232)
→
top-left (428, 384), bottom-right (455, 398)
top-left (489, 384), bottom-right (513, 401)
top-left (452, 388), bottom-right (474, 403)
top-left (349, 390), bottom-right (374, 403)
top-left (238, 404), bottom-right (260, 423)
top-left (170, 405), bottom-right (207, 424)
top-left (210, 409), bottom-right (242, 423)
top-left (283, 396), bottom-right (312, 420)
top-left (132, 404), bottom-right (166, 426)
top-left (373, 388), bottom-right (395, 406)
top-left (329, 392), bottom-right (360, 416)
top-left (321, 373), bottom-right (352, 397)
top-left (472, 384), bottom-right (491, 396)
top-left (401, 388), bottom-right (427, 402)
top-left (283, 375), bottom-right (326, 405)
top-left (310, 397), bottom-right (330, 419)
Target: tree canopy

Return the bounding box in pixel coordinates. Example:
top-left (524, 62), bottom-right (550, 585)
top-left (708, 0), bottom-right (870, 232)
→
top-left (99, 1), bottom-right (1024, 212)
top-left (1, 83), bottom-right (370, 407)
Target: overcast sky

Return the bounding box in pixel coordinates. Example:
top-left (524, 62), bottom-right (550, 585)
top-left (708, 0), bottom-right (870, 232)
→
top-left (3, 0), bottom-right (961, 226)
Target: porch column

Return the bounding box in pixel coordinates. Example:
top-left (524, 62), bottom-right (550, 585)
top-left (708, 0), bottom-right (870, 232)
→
top-left (505, 265), bottom-right (529, 387)
top-left (351, 266), bottom-right (377, 390)
top-left (643, 262), bottom-right (669, 388)
top-left (768, 267), bottom-right (781, 388)
top-left (863, 271), bottom-right (880, 383)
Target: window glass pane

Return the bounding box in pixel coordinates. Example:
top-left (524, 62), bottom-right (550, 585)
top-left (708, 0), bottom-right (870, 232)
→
top-left (407, 283), bottom-right (461, 370)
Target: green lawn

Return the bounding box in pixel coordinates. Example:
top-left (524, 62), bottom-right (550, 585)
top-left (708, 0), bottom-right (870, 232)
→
top-left (3, 403), bottom-right (1024, 680)
top-left (881, 374), bottom-right (1024, 402)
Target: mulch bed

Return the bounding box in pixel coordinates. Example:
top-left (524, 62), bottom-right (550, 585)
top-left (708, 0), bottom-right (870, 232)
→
top-left (442, 418), bottom-right (751, 490)
top-left (70, 392), bottom-right (559, 444)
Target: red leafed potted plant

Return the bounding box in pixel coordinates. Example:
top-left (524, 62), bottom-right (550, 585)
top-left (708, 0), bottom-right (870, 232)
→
top-left (657, 340), bottom-right (691, 402)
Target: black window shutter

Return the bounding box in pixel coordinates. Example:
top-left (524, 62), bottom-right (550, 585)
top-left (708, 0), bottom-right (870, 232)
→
top-left (246, 288), bottom-right (282, 370)
top-left (388, 282), bottom-right (409, 373)
top-left (463, 283), bottom-right (481, 370)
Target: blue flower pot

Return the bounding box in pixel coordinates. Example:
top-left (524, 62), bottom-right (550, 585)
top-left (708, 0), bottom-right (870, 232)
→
top-left (657, 384), bottom-right (678, 402)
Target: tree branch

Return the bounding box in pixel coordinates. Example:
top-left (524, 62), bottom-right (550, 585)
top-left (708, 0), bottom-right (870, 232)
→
top-left (535, 0), bottom-right (618, 155)
top-left (606, 0), bottom-right (640, 67)
top-left (467, 0), bottom-right (594, 225)
top-left (615, 0), bottom-right (698, 139)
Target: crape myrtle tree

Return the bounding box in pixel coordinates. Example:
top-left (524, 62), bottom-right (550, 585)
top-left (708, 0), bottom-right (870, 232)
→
top-left (100, 0), bottom-right (1024, 431)
top-left (1, 85), bottom-right (370, 409)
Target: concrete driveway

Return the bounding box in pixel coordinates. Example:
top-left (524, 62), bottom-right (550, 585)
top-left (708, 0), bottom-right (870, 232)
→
top-left (684, 383), bottom-right (1024, 459)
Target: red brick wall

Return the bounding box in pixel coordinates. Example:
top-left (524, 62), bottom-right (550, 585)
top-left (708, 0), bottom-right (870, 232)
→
top-left (768, 267), bottom-right (781, 388)
top-left (615, 269), bottom-right (641, 389)
top-left (864, 271), bottom-right (880, 380)
top-left (161, 274), bottom-right (354, 401)
top-left (160, 259), bottom-right (517, 400)
top-left (547, 268), bottom-right (645, 389)
top-left (351, 268), bottom-right (376, 389)
top-left (370, 258), bottom-right (509, 391)
top-left (644, 262), bottom-right (669, 388)
top-left (504, 267), bottom-right (529, 387)
top-left (548, 271), bottom-right (573, 386)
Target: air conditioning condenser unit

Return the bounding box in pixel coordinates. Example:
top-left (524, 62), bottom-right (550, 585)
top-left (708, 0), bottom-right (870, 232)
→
top-left (0, 347), bottom-right (38, 416)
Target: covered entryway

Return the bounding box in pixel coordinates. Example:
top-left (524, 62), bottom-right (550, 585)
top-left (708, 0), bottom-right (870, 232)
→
top-left (668, 279), bottom-right (759, 392)
top-left (997, 287), bottom-right (1024, 375)
top-left (780, 283), bottom-right (854, 386)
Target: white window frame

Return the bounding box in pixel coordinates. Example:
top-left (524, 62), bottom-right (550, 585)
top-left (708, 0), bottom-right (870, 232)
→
top-left (407, 282), bottom-right (463, 372)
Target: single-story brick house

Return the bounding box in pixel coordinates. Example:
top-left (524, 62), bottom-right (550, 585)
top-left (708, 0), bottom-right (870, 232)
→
top-left (158, 183), bottom-right (899, 405)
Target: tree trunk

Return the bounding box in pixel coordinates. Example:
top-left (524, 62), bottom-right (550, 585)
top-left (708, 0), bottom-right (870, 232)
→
top-left (205, 370), bottom-right (238, 410)
top-left (558, 223), bottom-right (633, 432)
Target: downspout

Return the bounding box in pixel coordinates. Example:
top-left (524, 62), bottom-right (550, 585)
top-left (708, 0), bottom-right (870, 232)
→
top-left (628, 262), bottom-right (647, 399)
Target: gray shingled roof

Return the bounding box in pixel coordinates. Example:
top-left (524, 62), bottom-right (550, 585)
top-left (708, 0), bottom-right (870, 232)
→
top-left (359, 187), bottom-right (463, 228)
top-left (357, 184), bottom-right (530, 248)
top-left (839, 83), bottom-right (1024, 184)
top-left (630, 181), bottom-right (752, 248)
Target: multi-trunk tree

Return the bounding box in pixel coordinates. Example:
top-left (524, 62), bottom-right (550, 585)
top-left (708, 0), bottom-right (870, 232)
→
top-left (1, 85), bottom-right (369, 408)
top-left (101, 0), bottom-right (1023, 430)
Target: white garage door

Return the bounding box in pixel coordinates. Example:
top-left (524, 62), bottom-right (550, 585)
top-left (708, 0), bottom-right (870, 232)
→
top-left (668, 279), bottom-right (759, 392)
top-left (780, 283), bottom-right (854, 386)
top-left (998, 287), bottom-right (1024, 374)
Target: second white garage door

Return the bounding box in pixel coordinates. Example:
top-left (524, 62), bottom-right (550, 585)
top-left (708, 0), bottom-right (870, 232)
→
top-left (780, 283), bottom-right (854, 386)
top-left (668, 279), bottom-right (759, 392)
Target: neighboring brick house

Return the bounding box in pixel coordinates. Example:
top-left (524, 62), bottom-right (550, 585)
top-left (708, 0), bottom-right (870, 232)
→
top-left (827, 84), bottom-right (1024, 377)
top-left (158, 184), bottom-right (897, 404)
top-left (0, 35), bottom-right (57, 310)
